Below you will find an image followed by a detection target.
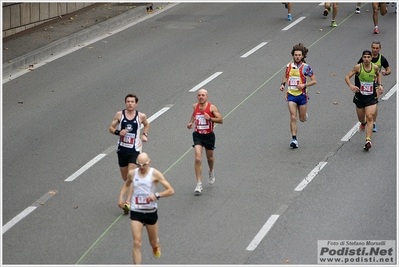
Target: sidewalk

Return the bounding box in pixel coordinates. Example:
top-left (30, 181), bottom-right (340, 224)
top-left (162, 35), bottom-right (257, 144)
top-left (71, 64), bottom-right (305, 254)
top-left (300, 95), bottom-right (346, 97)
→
top-left (2, 2), bottom-right (167, 76)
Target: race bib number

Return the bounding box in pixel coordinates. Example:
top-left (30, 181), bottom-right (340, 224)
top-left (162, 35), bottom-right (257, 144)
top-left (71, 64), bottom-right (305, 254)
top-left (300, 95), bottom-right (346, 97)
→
top-left (120, 133), bottom-right (135, 148)
top-left (360, 82), bottom-right (374, 95)
top-left (135, 196), bottom-right (149, 205)
top-left (288, 77), bottom-right (301, 90)
top-left (195, 115), bottom-right (209, 130)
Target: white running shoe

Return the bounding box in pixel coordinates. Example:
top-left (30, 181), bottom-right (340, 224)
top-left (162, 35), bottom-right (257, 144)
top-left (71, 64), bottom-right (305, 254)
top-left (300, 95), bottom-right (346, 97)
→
top-left (208, 172), bottom-right (215, 185)
top-left (290, 139), bottom-right (298, 148)
top-left (194, 183), bottom-right (202, 194)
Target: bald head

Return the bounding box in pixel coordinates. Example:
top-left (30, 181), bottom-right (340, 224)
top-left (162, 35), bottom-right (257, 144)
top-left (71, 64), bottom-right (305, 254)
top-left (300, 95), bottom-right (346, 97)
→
top-left (198, 88), bottom-right (208, 95)
top-left (197, 88), bottom-right (209, 104)
top-left (137, 152), bottom-right (150, 165)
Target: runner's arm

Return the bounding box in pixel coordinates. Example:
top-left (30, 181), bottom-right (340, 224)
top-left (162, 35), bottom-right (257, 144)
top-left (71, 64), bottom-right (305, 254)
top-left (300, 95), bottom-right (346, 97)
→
top-left (109, 111), bottom-right (121, 135)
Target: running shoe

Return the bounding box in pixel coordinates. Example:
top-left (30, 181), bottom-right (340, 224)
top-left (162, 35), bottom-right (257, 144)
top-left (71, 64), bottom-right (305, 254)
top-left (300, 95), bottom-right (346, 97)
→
top-left (364, 139), bottom-right (372, 151)
top-left (359, 122), bottom-right (366, 132)
top-left (331, 20), bottom-right (337, 27)
top-left (373, 123), bottom-right (377, 132)
top-left (323, 7), bottom-right (331, 16)
top-left (290, 139), bottom-right (298, 149)
top-left (194, 183), bottom-right (202, 194)
top-left (374, 26), bottom-right (379, 34)
top-left (287, 14), bottom-right (292, 21)
top-left (123, 202), bottom-right (130, 214)
top-left (208, 172), bottom-right (215, 185)
top-left (153, 246), bottom-right (161, 258)
top-left (355, 6), bottom-right (361, 13)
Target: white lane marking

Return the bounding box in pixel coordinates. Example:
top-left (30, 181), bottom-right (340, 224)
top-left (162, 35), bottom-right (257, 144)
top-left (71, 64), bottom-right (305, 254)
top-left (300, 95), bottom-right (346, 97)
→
top-left (65, 154), bottom-right (107, 182)
top-left (142, 104), bottom-right (173, 128)
top-left (246, 214), bottom-right (279, 251)
top-left (2, 206), bottom-right (37, 234)
top-left (241, 42), bottom-right (268, 58)
top-left (282, 17), bottom-right (306, 31)
top-left (189, 72), bottom-right (223, 92)
top-left (381, 84), bottom-right (397, 100)
top-left (3, 190), bottom-right (58, 234)
top-left (341, 122), bottom-right (361, 142)
top-left (294, 162), bottom-right (327, 191)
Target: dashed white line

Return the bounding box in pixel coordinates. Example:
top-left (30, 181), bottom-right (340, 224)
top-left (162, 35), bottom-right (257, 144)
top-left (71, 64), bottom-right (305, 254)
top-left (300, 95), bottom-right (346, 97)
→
top-left (341, 122), bottom-right (361, 142)
top-left (65, 153), bottom-right (107, 182)
top-left (189, 72), bottom-right (223, 92)
top-left (282, 16), bottom-right (306, 31)
top-left (241, 42), bottom-right (268, 58)
top-left (2, 207), bottom-right (37, 234)
top-left (381, 84), bottom-right (397, 100)
top-left (3, 190), bottom-right (58, 234)
top-left (295, 162), bottom-right (327, 191)
top-left (246, 214), bottom-right (280, 251)
top-left (144, 104), bottom-right (173, 125)
top-left (247, 161), bottom-right (327, 249)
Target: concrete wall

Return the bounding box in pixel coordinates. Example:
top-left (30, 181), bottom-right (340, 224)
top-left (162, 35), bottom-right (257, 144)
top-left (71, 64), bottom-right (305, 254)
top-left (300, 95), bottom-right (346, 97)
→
top-left (2, 2), bottom-right (92, 38)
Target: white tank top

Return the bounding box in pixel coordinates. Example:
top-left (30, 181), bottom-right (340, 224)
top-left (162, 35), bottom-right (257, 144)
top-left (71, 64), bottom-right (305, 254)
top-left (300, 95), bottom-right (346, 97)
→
top-left (130, 168), bottom-right (158, 211)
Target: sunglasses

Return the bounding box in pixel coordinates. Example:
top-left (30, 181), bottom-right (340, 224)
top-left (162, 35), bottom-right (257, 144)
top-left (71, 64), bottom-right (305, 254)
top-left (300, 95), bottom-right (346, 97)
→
top-left (136, 161), bottom-right (149, 167)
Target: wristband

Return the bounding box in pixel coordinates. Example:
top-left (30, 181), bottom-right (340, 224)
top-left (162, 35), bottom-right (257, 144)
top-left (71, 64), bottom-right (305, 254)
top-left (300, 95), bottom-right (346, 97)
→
top-left (155, 192), bottom-right (160, 200)
top-left (209, 118), bottom-right (212, 122)
top-left (114, 130), bottom-right (120, 136)
top-left (281, 82), bottom-right (286, 86)
top-left (143, 133), bottom-right (148, 137)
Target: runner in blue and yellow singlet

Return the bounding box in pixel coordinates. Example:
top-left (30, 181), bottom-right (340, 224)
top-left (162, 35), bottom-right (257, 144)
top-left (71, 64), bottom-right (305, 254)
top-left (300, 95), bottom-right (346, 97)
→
top-left (280, 43), bottom-right (317, 149)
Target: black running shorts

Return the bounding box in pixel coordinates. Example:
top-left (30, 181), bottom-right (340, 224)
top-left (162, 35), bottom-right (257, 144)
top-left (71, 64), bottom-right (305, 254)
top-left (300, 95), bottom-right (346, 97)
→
top-left (117, 150), bottom-right (140, 167)
top-left (353, 94), bottom-right (378, 109)
top-left (130, 209), bottom-right (158, 225)
top-left (192, 131), bottom-right (215, 150)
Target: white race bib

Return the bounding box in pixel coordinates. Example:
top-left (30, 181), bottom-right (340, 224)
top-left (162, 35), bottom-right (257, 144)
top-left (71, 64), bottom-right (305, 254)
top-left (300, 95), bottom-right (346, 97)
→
top-left (360, 81), bottom-right (373, 95)
top-left (120, 133), bottom-right (135, 148)
top-left (288, 77), bottom-right (301, 90)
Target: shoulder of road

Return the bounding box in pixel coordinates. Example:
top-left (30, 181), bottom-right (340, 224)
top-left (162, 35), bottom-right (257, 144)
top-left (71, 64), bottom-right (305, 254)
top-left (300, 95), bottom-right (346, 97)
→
top-left (2, 2), bottom-right (170, 76)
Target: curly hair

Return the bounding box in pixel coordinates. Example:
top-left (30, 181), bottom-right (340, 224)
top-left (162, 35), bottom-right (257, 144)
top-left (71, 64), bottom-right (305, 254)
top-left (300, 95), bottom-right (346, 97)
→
top-left (291, 43), bottom-right (308, 63)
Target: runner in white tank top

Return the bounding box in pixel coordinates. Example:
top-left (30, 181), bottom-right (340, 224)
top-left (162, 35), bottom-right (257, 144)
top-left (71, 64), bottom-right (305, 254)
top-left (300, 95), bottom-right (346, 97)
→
top-left (118, 152), bottom-right (174, 264)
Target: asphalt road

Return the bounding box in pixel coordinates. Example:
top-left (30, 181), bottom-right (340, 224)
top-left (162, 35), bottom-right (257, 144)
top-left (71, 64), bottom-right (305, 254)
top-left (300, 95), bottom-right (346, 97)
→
top-left (2, 2), bottom-right (397, 266)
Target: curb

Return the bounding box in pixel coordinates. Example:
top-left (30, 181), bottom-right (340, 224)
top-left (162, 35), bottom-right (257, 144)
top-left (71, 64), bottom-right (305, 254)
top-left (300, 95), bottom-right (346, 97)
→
top-left (3, 6), bottom-right (147, 76)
